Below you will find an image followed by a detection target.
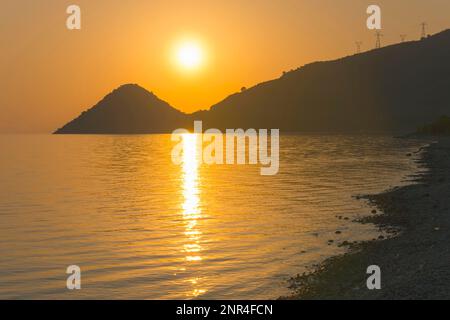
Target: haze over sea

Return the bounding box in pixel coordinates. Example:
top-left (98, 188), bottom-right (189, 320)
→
top-left (0, 134), bottom-right (426, 299)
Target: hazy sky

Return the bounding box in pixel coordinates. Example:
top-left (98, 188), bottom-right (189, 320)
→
top-left (1, 0), bottom-right (450, 133)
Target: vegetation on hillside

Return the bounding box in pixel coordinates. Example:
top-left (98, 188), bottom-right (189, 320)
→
top-left (418, 115), bottom-right (450, 135)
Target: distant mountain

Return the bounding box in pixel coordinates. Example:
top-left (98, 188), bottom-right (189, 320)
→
top-left (56, 29), bottom-right (450, 134)
top-left (54, 84), bottom-right (189, 134)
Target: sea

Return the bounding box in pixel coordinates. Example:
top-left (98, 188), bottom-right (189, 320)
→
top-left (0, 134), bottom-right (427, 299)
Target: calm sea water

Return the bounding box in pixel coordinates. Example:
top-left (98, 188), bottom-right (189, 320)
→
top-left (0, 134), bottom-right (426, 299)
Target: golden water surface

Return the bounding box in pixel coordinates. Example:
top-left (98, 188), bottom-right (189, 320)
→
top-left (0, 134), bottom-right (425, 299)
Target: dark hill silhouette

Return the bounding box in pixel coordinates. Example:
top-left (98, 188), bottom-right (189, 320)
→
top-left (54, 84), bottom-right (189, 134)
top-left (55, 29), bottom-right (450, 134)
top-left (194, 29), bottom-right (450, 133)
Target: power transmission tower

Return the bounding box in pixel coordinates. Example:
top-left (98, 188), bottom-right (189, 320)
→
top-left (420, 22), bottom-right (427, 39)
top-left (355, 41), bottom-right (363, 53)
top-left (400, 34), bottom-right (407, 42)
top-left (375, 31), bottom-right (383, 49)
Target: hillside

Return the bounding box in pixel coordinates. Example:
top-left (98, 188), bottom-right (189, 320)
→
top-left (417, 115), bottom-right (450, 135)
top-left (195, 29), bottom-right (450, 133)
top-left (54, 84), bottom-right (189, 134)
top-left (55, 30), bottom-right (450, 134)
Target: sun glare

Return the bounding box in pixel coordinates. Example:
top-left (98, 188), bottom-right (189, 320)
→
top-left (176, 41), bottom-right (204, 70)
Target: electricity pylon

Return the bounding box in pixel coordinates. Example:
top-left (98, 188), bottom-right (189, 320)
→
top-left (375, 31), bottom-right (383, 49)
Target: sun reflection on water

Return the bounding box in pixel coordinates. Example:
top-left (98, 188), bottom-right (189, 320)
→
top-left (180, 134), bottom-right (206, 297)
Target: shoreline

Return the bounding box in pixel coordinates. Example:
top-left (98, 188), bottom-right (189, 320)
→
top-left (284, 138), bottom-right (450, 300)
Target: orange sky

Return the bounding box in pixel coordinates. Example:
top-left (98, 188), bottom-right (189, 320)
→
top-left (1, 0), bottom-right (450, 133)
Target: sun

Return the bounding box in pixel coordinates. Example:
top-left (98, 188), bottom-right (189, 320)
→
top-left (175, 41), bottom-right (204, 70)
